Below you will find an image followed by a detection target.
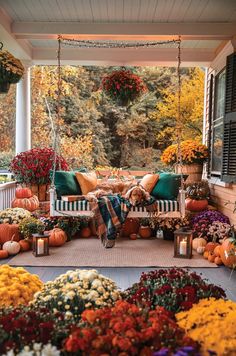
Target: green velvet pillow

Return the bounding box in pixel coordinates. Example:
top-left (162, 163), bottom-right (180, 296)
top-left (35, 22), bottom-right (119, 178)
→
top-left (151, 172), bottom-right (185, 200)
top-left (50, 170), bottom-right (86, 198)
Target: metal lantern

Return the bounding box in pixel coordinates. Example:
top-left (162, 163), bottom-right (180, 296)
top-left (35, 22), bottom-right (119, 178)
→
top-left (174, 228), bottom-right (193, 258)
top-left (32, 233), bottom-right (49, 257)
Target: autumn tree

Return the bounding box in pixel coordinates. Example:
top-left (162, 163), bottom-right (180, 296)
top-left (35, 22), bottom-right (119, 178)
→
top-left (152, 67), bottom-right (205, 147)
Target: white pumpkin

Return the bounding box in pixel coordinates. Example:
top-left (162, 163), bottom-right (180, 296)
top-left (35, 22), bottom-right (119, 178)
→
top-left (3, 240), bottom-right (20, 255)
top-left (192, 237), bottom-right (207, 251)
top-left (196, 246), bottom-right (205, 254)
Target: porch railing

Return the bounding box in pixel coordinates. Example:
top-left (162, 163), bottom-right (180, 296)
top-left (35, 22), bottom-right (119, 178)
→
top-left (0, 181), bottom-right (16, 210)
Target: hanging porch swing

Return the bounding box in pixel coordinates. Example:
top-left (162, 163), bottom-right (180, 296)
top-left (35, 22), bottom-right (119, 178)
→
top-left (49, 36), bottom-right (186, 219)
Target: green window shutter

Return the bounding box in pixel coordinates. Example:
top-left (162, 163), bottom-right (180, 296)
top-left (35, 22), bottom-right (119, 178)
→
top-left (222, 53), bottom-right (236, 183)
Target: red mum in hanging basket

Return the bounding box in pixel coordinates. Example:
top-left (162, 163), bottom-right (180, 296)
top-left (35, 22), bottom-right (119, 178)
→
top-left (101, 69), bottom-right (147, 106)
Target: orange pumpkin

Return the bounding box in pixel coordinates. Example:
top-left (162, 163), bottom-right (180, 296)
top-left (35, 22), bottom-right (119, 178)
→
top-left (203, 251), bottom-right (209, 259)
top-left (130, 233), bottom-right (137, 240)
top-left (220, 238), bottom-right (236, 268)
top-left (208, 252), bottom-right (215, 263)
top-left (214, 256), bottom-right (223, 265)
top-left (12, 195), bottom-right (39, 212)
top-left (214, 245), bottom-right (221, 257)
top-left (80, 227), bottom-right (92, 238)
top-left (138, 226), bottom-right (152, 239)
top-left (0, 250), bottom-right (9, 259)
top-left (49, 228), bottom-right (67, 247)
top-left (185, 198), bottom-right (208, 212)
top-left (205, 242), bottom-right (219, 253)
top-left (121, 218), bottom-right (140, 237)
top-left (15, 187), bottom-right (32, 199)
top-left (19, 239), bottom-right (31, 252)
top-left (0, 224), bottom-right (20, 244)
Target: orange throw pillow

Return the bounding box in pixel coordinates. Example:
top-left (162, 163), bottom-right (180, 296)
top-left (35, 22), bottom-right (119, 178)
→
top-left (75, 172), bottom-right (97, 195)
top-left (140, 174), bottom-right (159, 193)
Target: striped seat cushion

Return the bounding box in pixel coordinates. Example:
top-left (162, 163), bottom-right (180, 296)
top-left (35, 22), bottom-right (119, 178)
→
top-left (55, 199), bottom-right (179, 212)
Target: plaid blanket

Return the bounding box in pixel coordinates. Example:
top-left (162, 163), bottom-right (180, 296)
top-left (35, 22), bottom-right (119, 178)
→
top-left (92, 194), bottom-right (156, 241)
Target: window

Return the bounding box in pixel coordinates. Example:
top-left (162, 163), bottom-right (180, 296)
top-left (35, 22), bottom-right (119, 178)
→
top-left (211, 69), bottom-right (225, 175)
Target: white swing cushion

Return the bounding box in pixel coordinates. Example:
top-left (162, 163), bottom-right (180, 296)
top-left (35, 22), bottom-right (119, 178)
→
top-left (54, 199), bottom-right (179, 213)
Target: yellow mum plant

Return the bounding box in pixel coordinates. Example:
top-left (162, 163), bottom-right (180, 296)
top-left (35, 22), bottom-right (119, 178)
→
top-left (0, 49), bottom-right (24, 84)
top-left (0, 265), bottom-right (43, 307)
top-left (161, 139), bottom-right (208, 166)
top-left (176, 298), bottom-right (236, 356)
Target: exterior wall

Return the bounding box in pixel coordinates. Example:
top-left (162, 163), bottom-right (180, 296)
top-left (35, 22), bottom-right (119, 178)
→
top-left (204, 41), bottom-right (236, 224)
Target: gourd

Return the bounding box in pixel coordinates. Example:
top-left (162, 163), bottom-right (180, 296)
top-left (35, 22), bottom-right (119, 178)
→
top-left (192, 237), bottom-right (207, 251)
top-left (19, 239), bottom-right (31, 252)
top-left (15, 187), bottom-right (33, 199)
top-left (203, 251), bottom-right (209, 259)
top-left (196, 246), bottom-right (205, 254)
top-left (185, 198), bottom-right (208, 212)
top-left (3, 237), bottom-right (20, 255)
top-left (213, 245), bottom-right (221, 257)
top-left (0, 224), bottom-right (20, 244)
top-left (138, 226), bottom-right (152, 239)
top-left (49, 228), bottom-right (67, 247)
top-left (0, 250), bottom-right (9, 259)
top-left (220, 238), bottom-right (236, 268)
top-left (12, 195), bottom-right (39, 212)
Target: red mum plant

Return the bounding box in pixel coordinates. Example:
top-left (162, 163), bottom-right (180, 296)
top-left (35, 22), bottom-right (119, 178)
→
top-left (64, 300), bottom-right (198, 355)
top-left (10, 147), bottom-right (69, 185)
top-left (101, 69), bottom-right (147, 106)
top-left (0, 306), bottom-right (73, 354)
top-left (123, 268), bottom-right (226, 314)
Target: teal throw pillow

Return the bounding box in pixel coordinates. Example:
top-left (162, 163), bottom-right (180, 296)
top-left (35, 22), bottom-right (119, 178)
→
top-left (151, 172), bottom-right (185, 200)
top-left (50, 170), bottom-right (83, 198)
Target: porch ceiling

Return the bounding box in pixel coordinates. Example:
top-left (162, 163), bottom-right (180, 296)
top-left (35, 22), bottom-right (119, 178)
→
top-left (0, 0), bottom-right (236, 67)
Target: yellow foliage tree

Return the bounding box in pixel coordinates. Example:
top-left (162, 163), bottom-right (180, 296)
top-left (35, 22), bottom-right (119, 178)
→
top-left (152, 68), bottom-right (205, 145)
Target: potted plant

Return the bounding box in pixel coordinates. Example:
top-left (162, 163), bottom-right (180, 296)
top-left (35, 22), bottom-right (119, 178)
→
top-left (10, 148), bottom-right (69, 201)
top-left (0, 44), bottom-right (24, 93)
top-left (161, 140), bottom-right (208, 183)
top-left (101, 69), bottom-right (147, 106)
top-left (185, 180), bottom-right (210, 212)
top-left (138, 218), bottom-right (152, 238)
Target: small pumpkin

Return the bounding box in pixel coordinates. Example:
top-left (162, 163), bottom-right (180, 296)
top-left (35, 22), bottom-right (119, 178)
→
top-left (12, 195), bottom-right (39, 212)
top-left (219, 238), bottom-right (236, 268)
top-left (15, 187), bottom-right (33, 199)
top-left (214, 245), bottom-right (221, 257)
top-left (208, 252), bottom-right (215, 263)
top-left (192, 237), bottom-right (207, 251)
top-left (185, 198), bottom-right (208, 212)
top-left (205, 242), bottom-right (219, 253)
top-left (19, 239), bottom-right (31, 252)
top-left (0, 250), bottom-right (9, 259)
top-left (0, 224), bottom-right (20, 244)
top-left (49, 228), bottom-right (67, 247)
top-left (80, 227), bottom-right (92, 238)
top-left (138, 226), bottom-right (152, 239)
top-left (196, 246), bottom-right (205, 254)
top-left (3, 237), bottom-right (20, 255)
top-left (130, 233), bottom-right (137, 240)
top-left (203, 251), bottom-right (209, 259)
top-left (214, 256), bottom-right (223, 265)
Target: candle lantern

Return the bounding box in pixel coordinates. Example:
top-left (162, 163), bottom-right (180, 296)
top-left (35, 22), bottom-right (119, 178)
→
top-left (32, 233), bottom-right (49, 257)
top-left (174, 228), bottom-right (193, 258)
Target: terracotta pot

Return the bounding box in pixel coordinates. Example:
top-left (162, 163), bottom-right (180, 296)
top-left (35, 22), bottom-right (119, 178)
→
top-left (138, 226), bottom-right (152, 239)
top-left (130, 233), bottom-right (137, 240)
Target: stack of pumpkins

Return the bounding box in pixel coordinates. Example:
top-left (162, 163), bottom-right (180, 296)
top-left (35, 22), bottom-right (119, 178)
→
top-left (12, 187), bottom-right (39, 212)
top-left (0, 223), bottom-right (31, 259)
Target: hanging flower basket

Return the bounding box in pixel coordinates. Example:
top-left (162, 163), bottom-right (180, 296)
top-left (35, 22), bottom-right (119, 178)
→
top-left (0, 43), bottom-right (24, 93)
top-left (101, 69), bottom-right (147, 106)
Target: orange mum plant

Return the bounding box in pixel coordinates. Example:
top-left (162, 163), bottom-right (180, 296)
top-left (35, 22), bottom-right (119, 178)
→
top-left (161, 140), bottom-right (208, 166)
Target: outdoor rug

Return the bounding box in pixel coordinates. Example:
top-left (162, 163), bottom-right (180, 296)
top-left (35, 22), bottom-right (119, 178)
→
top-left (8, 237), bottom-right (217, 268)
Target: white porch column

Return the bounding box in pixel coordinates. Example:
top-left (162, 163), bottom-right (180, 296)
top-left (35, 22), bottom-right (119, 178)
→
top-left (15, 64), bottom-right (31, 154)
